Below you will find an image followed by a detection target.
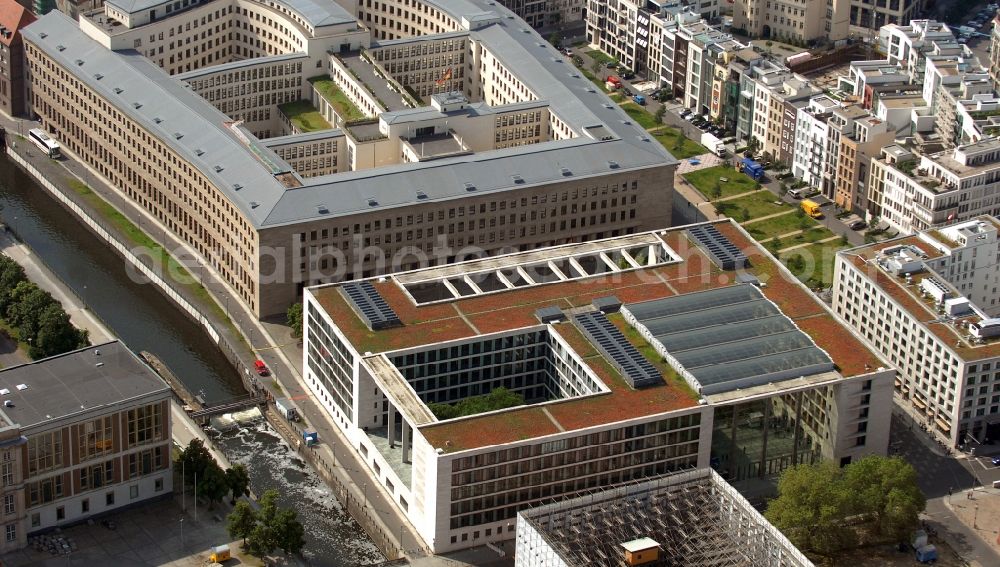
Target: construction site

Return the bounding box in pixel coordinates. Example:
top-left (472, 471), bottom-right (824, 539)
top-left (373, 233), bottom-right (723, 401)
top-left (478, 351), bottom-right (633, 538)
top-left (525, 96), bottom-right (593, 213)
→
top-left (514, 468), bottom-right (814, 567)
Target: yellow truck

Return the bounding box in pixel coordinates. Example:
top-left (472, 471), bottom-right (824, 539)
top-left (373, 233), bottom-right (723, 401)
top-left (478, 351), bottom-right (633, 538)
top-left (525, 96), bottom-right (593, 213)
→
top-left (209, 544), bottom-right (231, 563)
top-left (801, 199), bottom-right (823, 219)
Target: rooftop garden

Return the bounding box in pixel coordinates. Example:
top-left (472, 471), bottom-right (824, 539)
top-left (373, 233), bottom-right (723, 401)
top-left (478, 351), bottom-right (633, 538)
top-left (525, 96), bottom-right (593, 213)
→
top-left (968, 108), bottom-right (1000, 120)
top-left (428, 387), bottom-right (526, 420)
top-left (897, 159), bottom-right (918, 175)
top-left (278, 100), bottom-right (332, 133)
top-left (309, 76), bottom-right (366, 123)
top-left (927, 229), bottom-right (961, 249)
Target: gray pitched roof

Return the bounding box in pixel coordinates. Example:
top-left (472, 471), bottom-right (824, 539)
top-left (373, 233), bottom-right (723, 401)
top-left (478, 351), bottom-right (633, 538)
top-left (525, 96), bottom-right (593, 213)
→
top-left (105, 0), bottom-right (354, 28)
top-left (23, 4), bottom-right (676, 230)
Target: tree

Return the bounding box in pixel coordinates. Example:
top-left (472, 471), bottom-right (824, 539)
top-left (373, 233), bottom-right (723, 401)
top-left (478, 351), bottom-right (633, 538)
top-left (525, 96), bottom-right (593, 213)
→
top-left (248, 521), bottom-right (279, 556)
top-left (6, 282), bottom-right (55, 341)
top-left (198, 461), bottom-right (230, 506)
top-left (654, 106), bottom-right (666, 125)
top-left (32, 303), bottom-right (88, 359)
top-left (590, 60), bottom-right (601, 76)
top-left (710, 181), bottom-right (722, 200)
top-left (287, 302), bottom-right (303, 338)
top-left (0, 257), bottom-right (26, 311)
top-left (843, 456), bottom-right (925, 542)
top-left (778, 182), bottom-right (788, 197)
top-left (547, 31), bottom-right (562, 48)
top-left (740, 207), bottom-right (750, 222)
top-left (765, 461), bottom-right (856, 555)
top-left (227, 500), bottom-right (258, 545)
top-left (177, 439), bottom-right (215, 483)
top-left (672, 135), bottom-right (684, 152)
top-left (226, 464), bottom-right (251, 504)
top-left (273, 508), bottom-right (306, 555)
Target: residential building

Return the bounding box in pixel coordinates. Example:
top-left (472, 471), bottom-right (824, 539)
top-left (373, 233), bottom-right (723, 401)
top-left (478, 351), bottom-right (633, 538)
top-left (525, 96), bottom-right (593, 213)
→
top-left (746, 60), bottom-right (817, 160)
top-left (955, 94), bottom-right (1000, 146)
top-left (0, 341), bottom-right (172, 551)
top-left (832, 112), bottom-right (894, 211)
top-left (515, 468), bottom-right (814, 567)
top-left (793, 95), bottom-right (839, 192)
top-left (833, 217), bottom-right (1000, 445)
top-left (732, 0), bottom-right (832, 43)
top-left (880, 20), bottom-right (961, 84)
top-left (990, 13), bottom-right (1000, 93)
top-left (22, 0), bottom-right (678, 319)
top-left (0, 0), bottom-right (34, 117)
top-left (845, 59), bottom-right (909, 110)
top-left (301, 219), bottom-right (893, 553)
top-left (923, 56), bottom-right (992, 149)
top-left (710, 45), bottom-right (759, 131)
top-left (866, 139), bottom-right (1000, 233)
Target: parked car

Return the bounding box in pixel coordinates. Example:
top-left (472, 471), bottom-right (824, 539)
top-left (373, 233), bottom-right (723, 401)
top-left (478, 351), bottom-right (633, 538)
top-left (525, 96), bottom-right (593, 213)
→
top-left (992, 455), bottom-right (1000, 466)
top-left (849, 220), bottom-right (867, 230)
top-left (606, 61), bottom-right (617, 68)
top-left (679, 108), bottom-right (692, 117)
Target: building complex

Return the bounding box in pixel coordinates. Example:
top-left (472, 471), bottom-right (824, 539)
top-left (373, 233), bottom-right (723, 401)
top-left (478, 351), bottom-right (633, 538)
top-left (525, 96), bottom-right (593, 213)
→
top-left (21, 0), bottom-right (677, 318)
top-left (834, 216), bottom-right (1000, 445)
top-left (0, 341), bottom-right (172, 553)
top-left (301, 218), bottom-right (893, 552)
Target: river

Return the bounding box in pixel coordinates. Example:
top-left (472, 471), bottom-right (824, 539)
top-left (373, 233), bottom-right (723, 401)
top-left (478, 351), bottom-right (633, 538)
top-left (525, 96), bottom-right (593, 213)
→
top-left (0, 155), bottom-right (384, 565)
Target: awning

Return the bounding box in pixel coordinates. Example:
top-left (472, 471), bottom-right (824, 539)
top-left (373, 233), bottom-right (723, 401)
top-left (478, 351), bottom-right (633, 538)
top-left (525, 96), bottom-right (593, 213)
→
top-left (912, 397), bottom-right (927, 410)
top-left (935, 417), bottom-right (950, 432)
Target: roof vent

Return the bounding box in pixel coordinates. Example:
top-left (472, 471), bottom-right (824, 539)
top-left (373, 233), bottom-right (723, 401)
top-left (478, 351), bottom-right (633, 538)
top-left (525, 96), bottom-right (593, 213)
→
top-left (367, 198), bottom-right (378, 207)
top-left (95, 362), bottom-right (104, 367)
top-left (250, 201), bottom-right (260, 208)
top-left (0, 389), bottom-right (8, 396)
top-left (94, 73), bottom-right (103, 80)
top-left (94, 349), bottom-right (101, 355)
top-left (3, 400), bottom-right (11, 408)
top-left (113, 87), bottom-right (123, 94)
top-left (317, 203), bottom-right (329, 213)
top-left (511, 174), bottom-right (524, 184)
top-left (194, 148), bottom-right (203, 156)
top-left (604, 104), bottom-right (614, 109)
top-left (75, 59), bottom-right (84, 66)
top-left (416, 190), bottom-right (428, 200)
top-left (232, 183), bottom-right (242, 191)
top-left (464, 182), bottom-right (476, 191)
top-left (132, 102), bottom-right (142, 109)
top-left (213, 165), bottom-right (224, 173)
top-left (56, 44), bottom-right (64, 51)
top-left (38, 33), bottom-right (46, 39)
top-left (173, 132), bottom-right (183, 139)
top-left (153, 117), bottom-right (162, 124)
top-left (608, 160), bottom-right (620, 169)
top-left (15, 384), bottom-right (26, 391)
top-left (560, 167), bottom-right (572, 176)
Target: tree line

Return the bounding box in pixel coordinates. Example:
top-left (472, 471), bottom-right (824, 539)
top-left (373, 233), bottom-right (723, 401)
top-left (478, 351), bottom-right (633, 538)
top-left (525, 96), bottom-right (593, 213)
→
top-left (0, 254), bottom-right (89, 359)
top-left (177, 440), bottom-right (305, 557)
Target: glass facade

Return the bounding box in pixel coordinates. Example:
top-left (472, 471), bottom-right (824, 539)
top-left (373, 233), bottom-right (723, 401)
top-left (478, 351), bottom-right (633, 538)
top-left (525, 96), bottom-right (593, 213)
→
top-left (307, 309), bottom-right (356, 422)
top-left (711, 389), bottom-right (830, 484)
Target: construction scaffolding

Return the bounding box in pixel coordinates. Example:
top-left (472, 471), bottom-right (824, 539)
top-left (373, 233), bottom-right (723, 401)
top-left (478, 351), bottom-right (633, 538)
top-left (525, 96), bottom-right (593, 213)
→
top-left (515, 469), bottom-right (813, 567)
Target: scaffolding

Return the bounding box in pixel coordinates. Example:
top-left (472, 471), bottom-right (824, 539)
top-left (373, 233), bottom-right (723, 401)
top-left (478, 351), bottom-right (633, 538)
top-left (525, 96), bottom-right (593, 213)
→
top-left (516, 469), bottom-right (813, 567)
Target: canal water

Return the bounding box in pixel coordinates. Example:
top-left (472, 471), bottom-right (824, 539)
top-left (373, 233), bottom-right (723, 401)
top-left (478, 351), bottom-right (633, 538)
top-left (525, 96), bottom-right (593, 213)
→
top-left (0, 156), bottom-right (384, 565)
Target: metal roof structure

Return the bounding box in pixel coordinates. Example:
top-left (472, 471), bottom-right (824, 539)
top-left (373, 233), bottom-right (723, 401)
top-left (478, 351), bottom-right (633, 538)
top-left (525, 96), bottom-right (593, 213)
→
top-left (341, 281), bottom-right (401, 330)
top-left (22, 0), bottom-right (675, 230)
top-left (105, 0), bottom-right (355, 28)
top-left (625, 285), bottom-right (834, 395)
top-left (573, 311), bottom-right (662, 389)
top-left (686, 224), bottom-right (749, 271)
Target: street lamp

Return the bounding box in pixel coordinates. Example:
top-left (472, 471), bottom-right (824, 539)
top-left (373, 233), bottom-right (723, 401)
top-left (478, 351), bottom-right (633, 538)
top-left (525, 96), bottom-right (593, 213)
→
top-left (363, 482), bottom-right (368, 508)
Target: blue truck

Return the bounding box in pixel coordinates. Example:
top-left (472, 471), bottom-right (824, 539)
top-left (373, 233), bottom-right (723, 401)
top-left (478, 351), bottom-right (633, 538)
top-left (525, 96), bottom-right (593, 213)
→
top-left (632, 94), bottom-right (646, 105)
top-left (738, 157), bottom-right (764, 181)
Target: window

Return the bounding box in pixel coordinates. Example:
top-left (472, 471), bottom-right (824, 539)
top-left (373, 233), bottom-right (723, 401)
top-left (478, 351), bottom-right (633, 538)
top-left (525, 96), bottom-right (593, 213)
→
top-left (1, 462), bottom-right (12, 487)
top-left (155, 478), bottom-right (164, 492)
top-left (2, 494), bottom-right (12, 515)
top-left (130, 485), bottom-right (139, 500)
top-left (127, 403), bottom-right (163, 447)
top-left (106, 492), bottom-right (114, 506)
top-left (27, 431), bottom-right (62, 475)
top-left (79, 416), bottom-right (113, 461)
top-left (30, 514), bottom-right (39, 528)
top-left (81, 499), bottom-right (89, 514)
top-left (56, 506), bottom-right (64, 521)
top-left (4, 523), bottom-right (14, 543)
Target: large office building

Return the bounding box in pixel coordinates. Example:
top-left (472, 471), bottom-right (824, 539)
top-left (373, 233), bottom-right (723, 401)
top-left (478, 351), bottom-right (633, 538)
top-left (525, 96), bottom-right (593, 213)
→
top-left (833, 217), bottom-right (1000, 445)
top-left (22, 0), bottom-right (677, 318)
top-left (515, 468), bottom-right (814, 567)
top-left (302, 218), bottom-right (893, 552)
top-left (0, 341), bottom-right (172, 553)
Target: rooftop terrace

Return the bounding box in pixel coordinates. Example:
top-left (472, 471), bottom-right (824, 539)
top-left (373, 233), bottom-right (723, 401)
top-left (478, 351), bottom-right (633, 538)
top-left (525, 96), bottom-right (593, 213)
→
top-left (310, 220), bottom-right (883, 452)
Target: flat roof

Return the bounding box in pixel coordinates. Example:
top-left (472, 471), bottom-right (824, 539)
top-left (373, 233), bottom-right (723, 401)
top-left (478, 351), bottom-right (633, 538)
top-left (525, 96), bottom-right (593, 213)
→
top-left (842, 220), bottom-right (1000, 360)
top-left (309, 220), bottom-right (884, 452)
top-left (23, 4), bottom-right (675, 230)
top-left (0, 341), bottom-right (168, 430)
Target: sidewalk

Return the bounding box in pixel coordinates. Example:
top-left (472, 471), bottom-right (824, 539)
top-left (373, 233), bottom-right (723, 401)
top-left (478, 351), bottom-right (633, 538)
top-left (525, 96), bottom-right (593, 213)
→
top-left (2, 122), bottom-right (420, 558)
top-left (0, 228), bottom-right (113, 344)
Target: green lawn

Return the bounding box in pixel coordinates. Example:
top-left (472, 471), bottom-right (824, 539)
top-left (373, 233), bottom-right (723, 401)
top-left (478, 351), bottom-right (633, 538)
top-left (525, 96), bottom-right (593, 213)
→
top-left (585, 49), bottom-right (617, 66)
top-left (579, 66), bottom-right (608, 90)
top-left (309, 77), bottom-right (366, 123)
top-left (715, 190), bottom-right (791, 219)
top-left (651, 127), bottom-right (707, 159)
top-left (779, 242), bottom-right (850, 288)
top-left (745, 211), bottom-right (820, 240)
top-left (786, 226), bottom-right (840, 245)
top-left (684, 166), bottom-right (759, 200)
top-left (620, 102), bottom-right (659, 129)
top-left (278, 100), bottom-right (332, 132)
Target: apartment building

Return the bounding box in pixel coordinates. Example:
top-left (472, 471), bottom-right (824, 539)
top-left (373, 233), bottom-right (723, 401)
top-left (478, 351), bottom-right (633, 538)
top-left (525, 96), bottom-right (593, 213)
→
top-left (845, 59), bottom-right (909, 110)
top-left (302, 219), bottom-right (893, 553)
top-left (732, 0), bottom-right (834, 43)
top-left (0, 342), bottom-right (172, 552)
top-left (496, 0), bottom-right (585, 28)
top-left (0, 0), bottom-right (33, 117)
top-left (867, 139), bottom-right (1000, 234)
top-left (834, 217), bottom-right (1000, 445)
top-left (744, 60), bottom-right (817, 159)
top-left (832, 112), bottom-right (894, 210)
top-left (923, 56), bottom-right (992, 149)
top-left (954, 94), bottom-right (1000, 146)
top-left (23, 0), bottom-right (678, 318)
top-left (793, 95), bottom-right (839, 190)
top-left (991, 14), bottom-right (1000, 93)
top-left (881, 19), bottom-right (961, 84)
